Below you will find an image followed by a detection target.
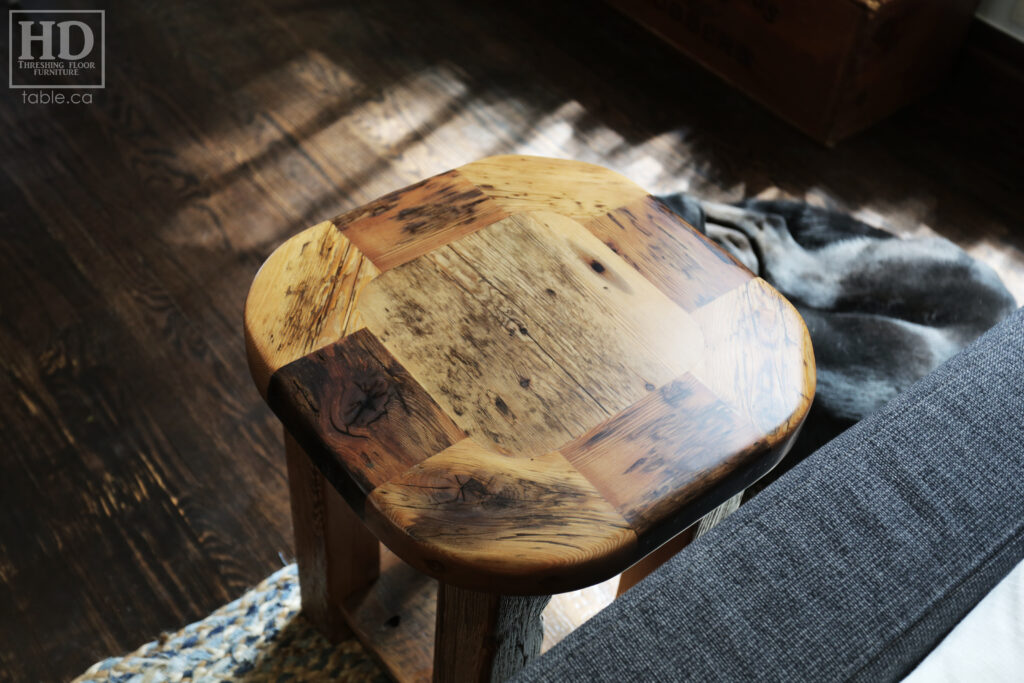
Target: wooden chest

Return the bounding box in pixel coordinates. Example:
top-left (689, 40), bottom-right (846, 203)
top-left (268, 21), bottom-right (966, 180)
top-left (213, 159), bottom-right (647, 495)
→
top-left (610, 0), bottom-right (981, 144)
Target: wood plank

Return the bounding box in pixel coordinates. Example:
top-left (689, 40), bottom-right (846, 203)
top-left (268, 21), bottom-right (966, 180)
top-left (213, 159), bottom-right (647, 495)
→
top-left (268, 329), bottom-right (466, 506)
top-left (356, 241), bottom-right (610, 457)
top-left (358, 211), bottom-right (702, 456)
top-left (339, 547), bottom-right (618, 683)
top-left (335, 170), bottom-right (508, 272)
top-left (561, 373), bottom-right (768, 541)
top-left (285, 431), bottom-right (379, 641)
top-left (457, 155), bottom-right (648, 220)
top-left (690, 278), bottom-right (816, 439)
top-left (433, 584), bottom-right (550, 683)
top-left (365, 438), bottom-right (637, 594)
top-left (435, 211), bottom-right (703, 409)
top-left (245, 221), bottom-right (380, 397)
top-left (342, 549), bottom-right (437, 683)
top-left (583, 195), bottom-right (754, 311)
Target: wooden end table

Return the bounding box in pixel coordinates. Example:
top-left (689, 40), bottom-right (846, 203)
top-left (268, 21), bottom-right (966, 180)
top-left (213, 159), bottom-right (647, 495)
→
top-left (244, 155), bottom-right (815, 682)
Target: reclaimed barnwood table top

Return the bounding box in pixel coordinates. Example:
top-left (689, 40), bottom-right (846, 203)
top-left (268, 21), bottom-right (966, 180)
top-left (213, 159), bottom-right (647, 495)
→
top-left (245, 155), bottom-right (815, 594)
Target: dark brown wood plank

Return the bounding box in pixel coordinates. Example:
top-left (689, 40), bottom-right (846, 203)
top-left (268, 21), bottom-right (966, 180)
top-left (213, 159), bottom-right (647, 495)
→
top-left (267, 328), bottom-right (466, 507)
top-left (433, 584), bottom-right (550, 683)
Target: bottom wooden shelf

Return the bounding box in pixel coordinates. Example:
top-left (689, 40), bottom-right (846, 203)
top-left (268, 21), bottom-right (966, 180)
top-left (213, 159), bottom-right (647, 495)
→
top-left (341, 545), bottom-right (619, 683)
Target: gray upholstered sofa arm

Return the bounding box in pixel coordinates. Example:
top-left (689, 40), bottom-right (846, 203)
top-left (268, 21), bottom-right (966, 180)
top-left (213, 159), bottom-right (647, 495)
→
top-left (515, 307), bottom-right (1024, 682)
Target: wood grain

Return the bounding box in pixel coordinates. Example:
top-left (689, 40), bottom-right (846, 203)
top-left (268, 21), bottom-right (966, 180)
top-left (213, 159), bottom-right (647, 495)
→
top-left (338, 547), bottom-right (618, 683)
top-left (358, 211), bottom-right (702, 457)
top-left (342, 548), bottom-right (437, 683)
top-left (285, 431), bottom-right (379, 641)
top-left (335, 171), bottom-right (507, 272)
top-left (690, 278), bottom-right (816, 439)
top-left (268, 329), bottom-right (466, 506)
top-left (583, 196), bottom-right (755, 310)
top-left (458, 155), bottom-right (648, 220)
top-left (434, 584), bottom-right (550, 683)
top-left (245, 221), bottom-right (379, 397)
top-left (432, 211), bottom-right (702, 405)
top-left (264, 162), bottom-right (813, 596)
top-left (355, 233), bottom-right (608, 457)
top-left (561, 373), bottom-right (769, 538)
top-left (365, 438), bottom-right (637, 594)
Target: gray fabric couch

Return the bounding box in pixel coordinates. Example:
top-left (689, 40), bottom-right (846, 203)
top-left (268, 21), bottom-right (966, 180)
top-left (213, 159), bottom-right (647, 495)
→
top-left (515, 307), bottom-right (1024, 682)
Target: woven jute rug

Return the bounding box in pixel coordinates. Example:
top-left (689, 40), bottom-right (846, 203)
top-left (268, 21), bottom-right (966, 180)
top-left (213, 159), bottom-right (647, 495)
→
top-left (74, 565), bottom-right (388, 683)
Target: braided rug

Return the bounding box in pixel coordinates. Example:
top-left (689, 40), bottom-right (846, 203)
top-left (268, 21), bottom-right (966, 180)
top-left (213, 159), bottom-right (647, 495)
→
top-left (74, 565), bottom-right (387, 683)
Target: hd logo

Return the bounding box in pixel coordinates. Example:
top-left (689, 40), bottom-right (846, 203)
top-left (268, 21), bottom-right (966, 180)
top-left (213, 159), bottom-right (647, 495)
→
top-left (9, 10), bottom-right (105, 89)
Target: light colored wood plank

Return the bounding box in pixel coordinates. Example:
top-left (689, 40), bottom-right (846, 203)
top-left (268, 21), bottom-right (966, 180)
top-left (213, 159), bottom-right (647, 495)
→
top-left (436, 211), bottom-right (702, 408)
top-left (365, 438), bottom-right (637, 594)
top-left (457, 155), bottom-right (648, 220)
top-left (690, 277), bottom-right (816, 440)
top-left (245, 221), bottom-right (379, 397)
top-left (356, 235), bottom-right (611, 457)
top-left (358, 211), bottom-right (702, 457)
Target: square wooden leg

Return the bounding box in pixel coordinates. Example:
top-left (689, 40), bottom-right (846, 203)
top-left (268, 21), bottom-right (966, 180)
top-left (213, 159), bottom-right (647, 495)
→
top-left (285, 429), bottom-right (604, 682)
top-left (616, 491), bottom-right (745, 596)
top-left (433, 583), bottom-right (551, 683)
top-left (285, 430), bottom-right (379, 641)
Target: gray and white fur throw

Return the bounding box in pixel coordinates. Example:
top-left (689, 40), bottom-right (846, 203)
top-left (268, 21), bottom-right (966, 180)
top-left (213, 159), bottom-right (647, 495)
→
top-left (658, 194), bottom-right (1018, 479)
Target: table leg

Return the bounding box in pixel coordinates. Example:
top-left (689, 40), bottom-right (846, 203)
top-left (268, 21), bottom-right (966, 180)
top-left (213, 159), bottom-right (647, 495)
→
top-left (433, 583), bottom-right (551, 683)
top-left (285, 430), bottom-right (380, 641)
top-left (617, 491), bottom-right (745, 596)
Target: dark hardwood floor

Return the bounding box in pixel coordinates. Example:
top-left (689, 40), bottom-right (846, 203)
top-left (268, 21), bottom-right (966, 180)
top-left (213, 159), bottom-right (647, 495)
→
top-left (1, 1), bottom-right (1022, 681)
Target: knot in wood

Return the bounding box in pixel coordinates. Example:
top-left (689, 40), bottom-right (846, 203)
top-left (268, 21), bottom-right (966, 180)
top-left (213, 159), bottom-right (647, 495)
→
top-left (331, 370), bottom-right (392, 434)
